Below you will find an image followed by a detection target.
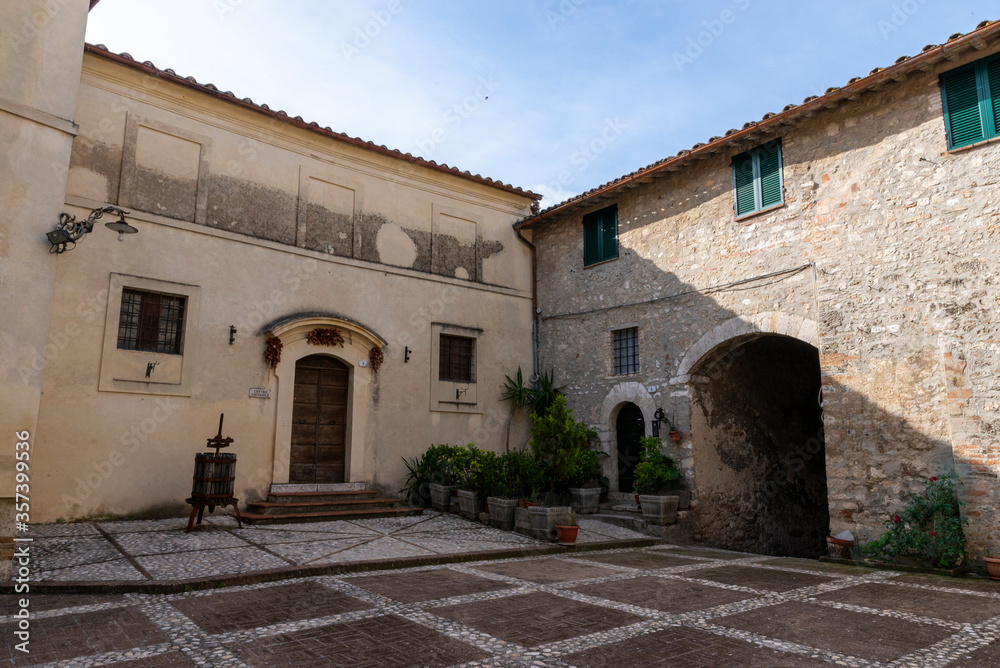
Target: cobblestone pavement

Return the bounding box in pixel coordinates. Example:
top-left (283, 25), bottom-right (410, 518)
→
top-left (7, 513), bottom-right (649, 584)
top-left (4, 545), bottom-right (1000, 666)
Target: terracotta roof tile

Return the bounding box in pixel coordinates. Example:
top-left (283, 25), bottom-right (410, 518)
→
top-left (85, 44), bottom-right (540, 201)
top-left (517, 19), bottom-right (999, 228)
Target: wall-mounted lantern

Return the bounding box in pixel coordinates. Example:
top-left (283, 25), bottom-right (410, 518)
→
top-left (46, 205), bottom-right (137, 253)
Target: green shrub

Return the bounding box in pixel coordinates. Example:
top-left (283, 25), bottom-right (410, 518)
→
top-left (492, 450), bottom-right (547, 499)
top-left (565, 446), bottom-right (603, 488)
top-left (454, 444), bottom-right (497, 496)
top-left (861, 471), bottom-right (968, 569)
top-left (632, 436), bottom-right (680, 495)
top-left (529, 395), bottom-right (597, 490)
top-left (400, 443), bottom-right (463, 506)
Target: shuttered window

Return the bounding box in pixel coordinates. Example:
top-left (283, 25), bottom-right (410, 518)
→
top-left (732, 140), bottom-right (784, 217)
top-left (940, 54), bottom-right (1000, 150)
top-left (582, 204), bottom-right (618, 266)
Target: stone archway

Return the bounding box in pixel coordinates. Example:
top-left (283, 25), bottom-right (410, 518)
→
top-left (264, 314), bottom-right (386, 486)
top-left (679, 314), bottom-right (828, 558)
top-left (597, 382), bottom-right (655, 492)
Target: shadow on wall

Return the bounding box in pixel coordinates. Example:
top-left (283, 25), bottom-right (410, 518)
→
top-left (537, 246), bottom-right (969, 559)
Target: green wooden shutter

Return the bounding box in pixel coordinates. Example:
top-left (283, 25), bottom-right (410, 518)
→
top-left (758, 142), bottom-right (783, 209)
top-left (987, 57), bottom-right (1000, 136)
top-left (600, 207), bottom-right (618, 260)
top-left (733, 152), bottom-right (756, 216)
top-left (942, 65), bottom-right (986, 148)
top-left (583, 213), bottom-right (600, 265)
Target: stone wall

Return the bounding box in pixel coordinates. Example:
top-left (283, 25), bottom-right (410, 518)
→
top-left (531, 42), bottom-right (1000, 558)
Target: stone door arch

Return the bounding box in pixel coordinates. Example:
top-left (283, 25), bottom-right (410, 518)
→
top-left (679, 313), bottom-right (828, 557)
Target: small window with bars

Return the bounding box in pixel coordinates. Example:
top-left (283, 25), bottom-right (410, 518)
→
top-left (117, 289), bottom-right (186, 354)
top-left (732, 139), bottom-right (783, 217)
top-left (439, 334), bottom-right (475, 382)
top-left (613, 327), bottom-right (639, 376)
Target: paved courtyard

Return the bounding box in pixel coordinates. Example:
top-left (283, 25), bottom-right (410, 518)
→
top-left (4, 541), bottom-right (1000, 667)
top-left (8, 512), bottom-right (651, 585)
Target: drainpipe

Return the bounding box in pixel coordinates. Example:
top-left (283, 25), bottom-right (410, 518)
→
top-left (515, 227), bottom-right (540, 380)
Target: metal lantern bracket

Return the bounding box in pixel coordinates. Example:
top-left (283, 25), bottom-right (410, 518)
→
top-left (46, 205), bottom-right (137, 253)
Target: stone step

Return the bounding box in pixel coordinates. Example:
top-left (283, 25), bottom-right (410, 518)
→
top-left (588, 511), bottom-right (649, 534)
top-left (267, 490), bottom-right (379, 504)
top-left (269, 482), bottom-right (366, 494)
top-left (241, 506), bottom-right (422, 525)
top-left (247, 498), bottom-right (401, 515)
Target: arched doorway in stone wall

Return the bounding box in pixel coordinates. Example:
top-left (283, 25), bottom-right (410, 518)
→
top-left (616, 403), bottom-right (646, 492)
top-left (688, 333), bottom-right (828, 558)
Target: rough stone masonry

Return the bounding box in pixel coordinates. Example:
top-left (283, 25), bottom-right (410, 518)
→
top-left (525, 31), bottom-right (1000, 563)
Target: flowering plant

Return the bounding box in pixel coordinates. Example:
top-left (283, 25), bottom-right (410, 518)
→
top-left (861, 471), bottom-right (967, 569)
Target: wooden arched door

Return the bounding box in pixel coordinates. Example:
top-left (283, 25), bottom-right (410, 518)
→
top-left (290, 355), bottom-right (348, 483)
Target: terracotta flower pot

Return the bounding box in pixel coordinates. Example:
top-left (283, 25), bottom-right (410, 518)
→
top-left (826, 535), bottom-right (853, 560)
top-left (669, 429), bottom-right (682, 442)
top-left (555, 524), bottom-right (579, 545)
top-left (985, 556), bottom-right (1000, 580)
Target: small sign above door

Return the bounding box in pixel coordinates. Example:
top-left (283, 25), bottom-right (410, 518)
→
top-left (249, 388), bottom-right (271, 399)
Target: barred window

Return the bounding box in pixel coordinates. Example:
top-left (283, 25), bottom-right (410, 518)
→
top-left (117, 289), bottom-right (186, 354)
top-left (439, 334), bottom-right (475, 382)
top-left (613, 327), bottom-right (638, 375)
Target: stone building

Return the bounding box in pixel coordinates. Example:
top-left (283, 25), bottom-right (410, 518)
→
top-left (1, 0), bottom-right (537, 525)
top-left (517, 21), bottom-right (1000, 559)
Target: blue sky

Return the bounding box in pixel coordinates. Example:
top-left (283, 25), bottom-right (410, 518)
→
top-left (86, 1), bottom-right (996, 206)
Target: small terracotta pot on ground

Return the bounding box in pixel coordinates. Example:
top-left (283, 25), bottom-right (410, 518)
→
top-left (555, 524), bottom-right (579, 545)
top-left (984, 556), bottom-right (1000, 580)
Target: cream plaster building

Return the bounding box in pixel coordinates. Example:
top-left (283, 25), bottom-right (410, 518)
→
top-left (1, 0), bottom-right (539, 528)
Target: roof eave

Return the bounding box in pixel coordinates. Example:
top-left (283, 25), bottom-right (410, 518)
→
top-left (516, 20), bottom-right (1000, 229)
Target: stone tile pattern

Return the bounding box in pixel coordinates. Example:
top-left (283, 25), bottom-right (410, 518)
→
top-left (16, 511), bottom-right (648, 584)
top-left (4, 546), bottom-right (1000, 667)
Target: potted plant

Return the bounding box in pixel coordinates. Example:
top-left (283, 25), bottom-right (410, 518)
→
top-left (633, 436), bottom-right (682, 525)
top-left (984, 548), bottom-right (1000, 580)
top-left (455, 445), bottom-right (493, 521)
top-left (528, 395), bottom-right (598, 495)
top-left (487, 451), bottom-right (519, 530)
top-left (566, 445), bottom-right (603, 515)
top-left (404, 444), bottom-right (461, 512)
top-left (555, 509), bottom-right (579, 545)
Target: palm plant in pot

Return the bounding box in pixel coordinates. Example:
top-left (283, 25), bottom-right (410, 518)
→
top-left (633, 436), bottom-right (682, 526)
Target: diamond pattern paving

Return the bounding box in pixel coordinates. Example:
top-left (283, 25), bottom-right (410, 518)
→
top-left (571, 549), bottom-right (702, 570)
top-left (685, 564), bottom-right (837, 591)
top-left (715, 600), bottom-right (954, 662)
top-left (0, 608), bottom-right (166, 667)
top-left (5, 539), bottom-right (999, 666)
top-left (474, 557), bottom-right (620, 583)
top-left (348, 567), bottom-right (515, 603)
top-left (816, 581), bottom-right (1000, 623)
top-left (434, 591), bottom-right (645, 646)
top-left (564, 626), bottom-right (831, 667)
top-left (573, 575), bottom-right (754, 613)
top-left (228, 614), bottom-right (488, 667)
top-left (171, 581), bottom-right (371, 633)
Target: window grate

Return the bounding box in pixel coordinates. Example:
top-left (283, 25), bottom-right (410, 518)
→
top-left (439, 334), bottom-right (475, 382)
top-left (613, 327), bottom-right (638, 375)
top-left (117, 289), bottom-right (185, 354)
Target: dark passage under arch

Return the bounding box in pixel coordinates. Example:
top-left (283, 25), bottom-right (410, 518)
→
top-left (690, 335), bottom-right (828, 558)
